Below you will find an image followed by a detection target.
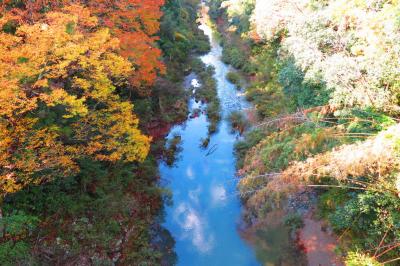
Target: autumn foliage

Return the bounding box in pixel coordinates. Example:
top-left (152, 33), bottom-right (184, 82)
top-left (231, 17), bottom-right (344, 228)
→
top-left (86, 0), bottom-right (166, 94)
top-left (0, 4), bottom-right (155, 197)
top-left (0, 0), bottom-right (202, 263)
top-left (1, 0), bottom-right (166, 95)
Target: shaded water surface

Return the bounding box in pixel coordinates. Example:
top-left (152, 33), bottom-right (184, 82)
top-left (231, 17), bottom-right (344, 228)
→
top-left (160, 11), bottom-right (259, 266)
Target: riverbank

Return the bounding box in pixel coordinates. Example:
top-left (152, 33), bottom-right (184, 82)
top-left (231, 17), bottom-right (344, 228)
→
top-left (208, 4), bottom-right (305, 263)
top-left (209, 2), bottom-right (345, 265)
top-left (208, 1), bottom-right (400, 265)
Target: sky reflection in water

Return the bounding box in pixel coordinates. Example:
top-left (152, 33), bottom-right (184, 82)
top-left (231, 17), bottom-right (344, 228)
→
top-left (161, 19), bottom-right (259, 266)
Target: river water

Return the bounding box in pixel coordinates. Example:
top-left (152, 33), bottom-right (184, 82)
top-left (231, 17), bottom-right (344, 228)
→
top-left (160, 9), bottom-right (260, 266)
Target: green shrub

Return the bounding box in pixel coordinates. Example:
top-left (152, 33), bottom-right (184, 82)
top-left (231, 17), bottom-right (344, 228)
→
top-left (2, 20), bottom-right (18, 34)
top-left (278, 59), bottom-right (330, 109)
top-left (345, 252), bottom-right (381, 266)
top-left (340, 108), bottom-right (396, 134)
top-left (235, 129), bottom-right (264, 169)
top-left (194, 37), bottom-right (211, 54)
top-left (0, 241), bottom-right (31, 266)
top-left (317, 189), bottom-right (350, 219)
top-left (226, 72), bottom-right (241, 88)
top-left (207, 101), bottom-right (221, 134)
top-left (222, 45), bottom-right (252, 71)
top-left (246, 82), bottom-right (291, 118)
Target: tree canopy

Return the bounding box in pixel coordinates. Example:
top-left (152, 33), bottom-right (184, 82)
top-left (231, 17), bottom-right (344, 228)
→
top-left (0, 3), bottom-right (150, 199)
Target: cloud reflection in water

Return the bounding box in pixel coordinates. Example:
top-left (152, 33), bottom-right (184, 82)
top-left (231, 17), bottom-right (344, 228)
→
top-left (174, 203), bottom-right (215, 253)
top-left (188, 186), bottom-right (202, 205)
top-left (186, 165), bottom-right (195, 179)
top-left (211, 184), bottom-right (228, 206)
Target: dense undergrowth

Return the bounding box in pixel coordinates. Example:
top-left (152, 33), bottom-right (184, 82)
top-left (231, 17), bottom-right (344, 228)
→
top-left (0, 0), bottom-right (209, 264)
top-left (209, 0), bottom-right (400, 264)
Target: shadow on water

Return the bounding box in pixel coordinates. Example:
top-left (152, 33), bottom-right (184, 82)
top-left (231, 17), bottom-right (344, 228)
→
top-left (241, 210), bottom-right (307, 266)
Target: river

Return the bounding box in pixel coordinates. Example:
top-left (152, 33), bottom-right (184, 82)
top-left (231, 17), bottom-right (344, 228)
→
top-left (160, 5), bottom-right (260, 266)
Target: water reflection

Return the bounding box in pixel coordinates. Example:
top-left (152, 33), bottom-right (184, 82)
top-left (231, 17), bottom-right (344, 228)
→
top-left (210, 184), bottom-right (228, 206)
top-left (242, 211), bottom-right (307, 266)
top-left (174, 202), bottom-right (215, 253)
top-left (186, 165), bottom-right (195, 180)
top-left (161, 6), bottom-right (260, 264)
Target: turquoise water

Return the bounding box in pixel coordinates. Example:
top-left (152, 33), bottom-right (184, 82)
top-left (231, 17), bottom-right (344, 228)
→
top-left (161, 17), bottom-right (259, 266)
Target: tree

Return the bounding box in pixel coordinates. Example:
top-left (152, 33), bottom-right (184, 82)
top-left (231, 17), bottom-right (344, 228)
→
top-left (86, 0), bottom-right (166, 95)
top-left (0, 4), bottom-right (150, 198)
top-left (1, 0), bottom-right (166, 96)
top-left (251, 0), bottom-right (400, 111)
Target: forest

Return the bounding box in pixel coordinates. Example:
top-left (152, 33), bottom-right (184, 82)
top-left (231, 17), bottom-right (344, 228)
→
top-left (1, 0), bottom-right (399, 265)
top-left (0, 0), bottom-right (210, 264)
